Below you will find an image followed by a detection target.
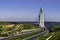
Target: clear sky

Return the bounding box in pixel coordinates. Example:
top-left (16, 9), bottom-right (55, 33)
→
top-left (0, 0), bottom-right (60, 22)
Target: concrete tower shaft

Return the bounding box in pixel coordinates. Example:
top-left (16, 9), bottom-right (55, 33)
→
top-left (39, 8), bottom-right (45, 28)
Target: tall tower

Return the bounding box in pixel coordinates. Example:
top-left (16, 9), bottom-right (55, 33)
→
top-left (39, 8), bottom-right (45, 29)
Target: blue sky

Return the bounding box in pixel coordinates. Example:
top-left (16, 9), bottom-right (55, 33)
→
top-left (0, 0), bottom-right (60, 22)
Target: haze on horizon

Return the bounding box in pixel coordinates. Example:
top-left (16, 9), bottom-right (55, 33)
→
top-left (0, 0), bottom-right (60, 22)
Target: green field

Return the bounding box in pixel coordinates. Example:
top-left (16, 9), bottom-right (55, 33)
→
top-left (49, 25), bottom-right (60, 40)
top-left (37, 25), bottom-right (60, 40)
top-left (0, 23), bottom-right (40, 40)
top-left (0, 22), bottom-right (60, 40)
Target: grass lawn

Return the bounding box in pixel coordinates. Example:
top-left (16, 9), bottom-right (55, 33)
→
top-left (49, 31), bottom-right (60, 40)
top-left (37, 25), bottom-right (60, 40)
top-left (36, 32), bottom-right (54, 40)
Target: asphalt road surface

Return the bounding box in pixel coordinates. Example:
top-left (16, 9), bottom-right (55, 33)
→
top-left (23, 30), bottom-right (49, 40)
top-left (0, 29), bottom-right (41, 40)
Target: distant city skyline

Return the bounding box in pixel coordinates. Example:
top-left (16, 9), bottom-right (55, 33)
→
top-left (0, 0), bottom-right (60, 22)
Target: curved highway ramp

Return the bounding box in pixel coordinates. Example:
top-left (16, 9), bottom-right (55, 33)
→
top-left (23, 30), bottom-right (49, 40)
top-left (0, 30), bottom-right (41, 40)
top-left (0, 29), bottom-right (49, 40)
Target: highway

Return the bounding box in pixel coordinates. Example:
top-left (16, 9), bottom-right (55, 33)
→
top-left (1, 24), bottom-right (23, 34)
top-left (1, 24), bottom-right (38, 35)
top-left (0, 29), bottom-right (41, 40)
top-left (23, 29), bottom-right (49, 40)
top-left (0, 29), bottom-right (49, 40)
top-left (0, 24), bottom-right (49, 40)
